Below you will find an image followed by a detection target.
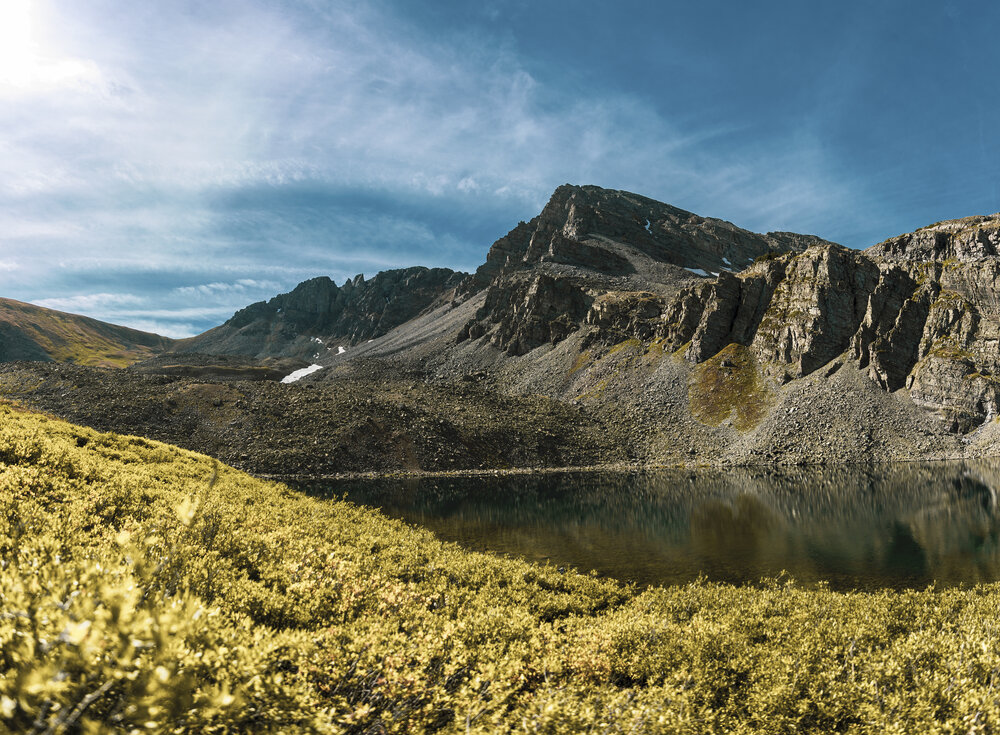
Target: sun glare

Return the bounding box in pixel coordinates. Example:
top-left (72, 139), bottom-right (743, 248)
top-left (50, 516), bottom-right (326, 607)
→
top-left (0, 0), bottom-right (102, 93)
top-left (0, 0), bottom-right (36, 87)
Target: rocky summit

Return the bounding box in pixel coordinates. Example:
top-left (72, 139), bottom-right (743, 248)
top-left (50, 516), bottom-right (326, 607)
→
top-left (4, 184), bottom-right (1000, 474)
top-left (455, 184), bottom-right (833, 355)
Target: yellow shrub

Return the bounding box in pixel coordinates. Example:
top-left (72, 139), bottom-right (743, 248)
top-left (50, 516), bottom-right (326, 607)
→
top-left (5, 402), bottom-right (1000, 733)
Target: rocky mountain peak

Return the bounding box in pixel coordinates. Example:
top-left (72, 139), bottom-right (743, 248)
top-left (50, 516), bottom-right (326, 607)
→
top-left (456, 183), bottom-right (836, 355)
top-left (459, 184), bottom-right (835, 298)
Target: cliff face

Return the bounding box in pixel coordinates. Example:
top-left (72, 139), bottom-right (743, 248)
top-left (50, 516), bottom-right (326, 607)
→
top-left (567, 214), bottom-right (1000, 434)
top-left (651, 245), bottom-right (882, 382)
top-left (174, 267), bottom-right (465, 360)
top-left (862, 216), bottom-right (1000, 431)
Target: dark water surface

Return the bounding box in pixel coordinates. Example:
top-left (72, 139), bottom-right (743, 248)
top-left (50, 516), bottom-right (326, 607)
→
top-left (299, 461), bottom-right (1000, 590)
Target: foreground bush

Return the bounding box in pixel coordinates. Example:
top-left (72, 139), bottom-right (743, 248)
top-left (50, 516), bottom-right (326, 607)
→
top-left (2, 401), bottom-right (1000, 733)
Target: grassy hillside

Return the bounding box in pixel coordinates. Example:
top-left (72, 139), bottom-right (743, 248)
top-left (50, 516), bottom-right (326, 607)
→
top-left (0, 298), bottom-right (174, 367)
top-left (4, 402), bottom-right (1000, 732)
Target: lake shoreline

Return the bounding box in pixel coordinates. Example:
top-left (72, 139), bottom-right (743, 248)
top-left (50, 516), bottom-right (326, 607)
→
top-left (260, 452), bottom-right (986, 484)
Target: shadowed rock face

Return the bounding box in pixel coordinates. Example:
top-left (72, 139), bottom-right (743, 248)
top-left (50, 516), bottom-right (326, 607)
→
top-left (173, 267), bottom-right (466, 360)
top-left (458, 273), bottom-right (590, 356)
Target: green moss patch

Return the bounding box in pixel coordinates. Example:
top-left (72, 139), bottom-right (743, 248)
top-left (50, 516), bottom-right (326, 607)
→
top-left (928, 337), bottom-right (976, 363)
top-left (568, 349), bottom-right (591, 375)
top-left (606, 337), bottom-right (642, 356)
top-left (689, 343), bottom-right (773, 431)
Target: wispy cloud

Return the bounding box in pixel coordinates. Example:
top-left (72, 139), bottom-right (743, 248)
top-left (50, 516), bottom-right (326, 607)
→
top-left (174, 279), bottom-right (284, 299)
top-left (33, 292), bottom-right (144, 312)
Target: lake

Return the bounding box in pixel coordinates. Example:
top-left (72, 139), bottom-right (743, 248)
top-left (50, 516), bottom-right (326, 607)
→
top-left (299, 461), bottom-right (1000, 591)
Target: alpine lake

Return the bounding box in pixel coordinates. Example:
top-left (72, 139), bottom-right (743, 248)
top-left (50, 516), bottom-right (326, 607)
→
top-left (297, 461), bottom-right (1000, 591)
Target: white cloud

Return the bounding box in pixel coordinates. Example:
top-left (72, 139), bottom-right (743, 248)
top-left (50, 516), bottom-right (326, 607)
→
top-left (174, 279), bottom-right (284, 298)
top-left (33, 292), bottom-right (144, 312)
top-left (101, 318), bottom-right (207, 340)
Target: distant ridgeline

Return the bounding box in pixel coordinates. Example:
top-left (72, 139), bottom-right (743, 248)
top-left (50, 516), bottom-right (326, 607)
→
top-left (0, 297), bottom-right (174, 367)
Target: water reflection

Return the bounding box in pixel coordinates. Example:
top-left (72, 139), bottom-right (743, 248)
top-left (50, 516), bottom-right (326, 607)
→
top-left (299, 461), bottom-right (1000, 590)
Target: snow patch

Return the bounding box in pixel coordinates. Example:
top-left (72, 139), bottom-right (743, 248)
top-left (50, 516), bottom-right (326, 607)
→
top-left (281, 364), bottom-right (324, 384)
top-left (644, 219), bottom-right (652, 233)
top-left (311, 336), bottom-right (324, 345)
top-left (337, 345), bottom-right (347, 354)
top-left (722, 257), bottom-right (731, 266)
top-left (684, 267), bottom-right (713, 278)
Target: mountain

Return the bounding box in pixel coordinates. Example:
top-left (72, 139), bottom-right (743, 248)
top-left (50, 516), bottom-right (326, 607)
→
top-left (454, 183), bottom-right (833, 355)
top-left (172, 266), bottom-right (465, 360)
top-left (6, 185), bottom-right (1000, 472)
top-left (289, 187), bottom-right (1000, 466)
top-left (0, 298), bottom-right (174, 367)
top-left (177, 184), bottom-right (827, 362)
top-left (459, 183), bottom-right (828, 296)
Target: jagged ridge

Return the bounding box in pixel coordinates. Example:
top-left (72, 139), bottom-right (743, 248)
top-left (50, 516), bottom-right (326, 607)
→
top-left (174, 266), bottom-right (466, 360)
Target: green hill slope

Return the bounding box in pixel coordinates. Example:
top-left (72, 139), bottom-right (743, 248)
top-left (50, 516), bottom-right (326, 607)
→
top-left (0, 297), bottom-right (174, 366)
top-left (4, 402), bottom-right (1000, 732)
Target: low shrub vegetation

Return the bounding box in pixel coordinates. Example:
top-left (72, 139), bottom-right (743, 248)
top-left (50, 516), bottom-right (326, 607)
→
top-left (3, 401), bottom-right (1000, 732)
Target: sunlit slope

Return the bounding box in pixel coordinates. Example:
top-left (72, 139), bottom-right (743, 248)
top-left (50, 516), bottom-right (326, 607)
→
top-left (0, 297), bottom-right (173, 366)
top-left (5, 402), bottom-right (1000, 732)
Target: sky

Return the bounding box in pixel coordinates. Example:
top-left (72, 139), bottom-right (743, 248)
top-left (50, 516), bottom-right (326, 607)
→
top-left (1, 0), bottom-right (999, 337)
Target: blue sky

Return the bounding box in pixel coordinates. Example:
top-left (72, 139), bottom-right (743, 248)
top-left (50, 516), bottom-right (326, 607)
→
top-left (1, 0), bottom-right (998, 337)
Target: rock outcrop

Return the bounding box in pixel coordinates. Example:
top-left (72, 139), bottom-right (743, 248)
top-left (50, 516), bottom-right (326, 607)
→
top-left (458, 273), bottom-right (589, 356)
top-left (174, 267), bottom-right (465, 360)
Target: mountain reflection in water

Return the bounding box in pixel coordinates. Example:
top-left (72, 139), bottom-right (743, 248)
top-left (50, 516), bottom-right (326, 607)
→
top-left (299, 461), bottom-right (1000, 590)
